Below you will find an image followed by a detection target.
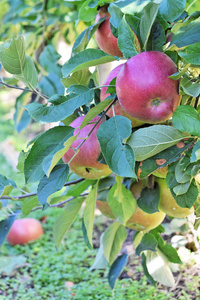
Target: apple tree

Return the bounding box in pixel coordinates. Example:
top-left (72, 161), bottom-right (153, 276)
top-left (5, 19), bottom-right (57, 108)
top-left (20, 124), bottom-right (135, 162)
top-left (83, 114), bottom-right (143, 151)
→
top-left (0, 0), bottom-right (200, 288)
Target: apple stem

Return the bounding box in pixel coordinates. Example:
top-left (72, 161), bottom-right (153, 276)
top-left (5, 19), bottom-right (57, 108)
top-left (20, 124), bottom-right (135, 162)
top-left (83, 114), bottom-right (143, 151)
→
top-left (147, 175), bottom-right (155, 189)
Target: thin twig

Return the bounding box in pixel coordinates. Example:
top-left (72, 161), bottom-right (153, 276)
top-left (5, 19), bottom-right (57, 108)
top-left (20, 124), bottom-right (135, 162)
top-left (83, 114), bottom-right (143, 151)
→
top-left (68, 95), bottom-right (118, 164)
top-left (0, 178), bottom-right (84, 200)
top-left (0, 81), bottom-right (49, 99)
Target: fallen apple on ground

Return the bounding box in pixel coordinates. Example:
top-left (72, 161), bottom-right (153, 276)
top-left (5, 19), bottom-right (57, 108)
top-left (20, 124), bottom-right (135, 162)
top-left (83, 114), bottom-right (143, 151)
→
top-left (7, 218), bottom-right (43, 245)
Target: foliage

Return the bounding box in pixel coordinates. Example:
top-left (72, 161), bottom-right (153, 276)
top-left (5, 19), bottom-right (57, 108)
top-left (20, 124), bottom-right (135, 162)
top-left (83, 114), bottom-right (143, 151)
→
top-left (0, 0), bottom-right (200, 290)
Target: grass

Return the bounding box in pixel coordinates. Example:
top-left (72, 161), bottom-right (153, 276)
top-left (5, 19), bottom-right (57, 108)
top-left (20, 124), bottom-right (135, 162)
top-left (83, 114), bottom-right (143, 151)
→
top-left (0, 208), bottom-right (174, 300)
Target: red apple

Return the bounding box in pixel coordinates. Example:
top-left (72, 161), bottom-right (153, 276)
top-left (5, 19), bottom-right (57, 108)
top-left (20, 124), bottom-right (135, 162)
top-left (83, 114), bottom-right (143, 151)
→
top-left (7, 218), bottom-right (43, 245)
top-left (100, 64), bottom-right (144, 127)
top-left (62, 116), bottom-right (112, 179)
top-left (95, 7), bottom-right (123, 57)
top-left (116, 51), bottom-right (181, 123)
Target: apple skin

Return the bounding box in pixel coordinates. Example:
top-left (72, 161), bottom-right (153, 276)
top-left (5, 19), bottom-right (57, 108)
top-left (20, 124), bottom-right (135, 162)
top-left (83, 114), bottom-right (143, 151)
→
top-left (116, 51), bottom-right (181, 123)
top-left (95, 8), bottom-right (123, 57)
top-left (156, 178), bottom-right (194, 218)
top-left (62, 116), bottom-right (112, 180)
top-left (96, 200), bottom-right (116, 219)
top-left (152, 166), bottom-right (168, 179)
top-left (7, 218), bottom-right (43, 246)
top-left (100, 64), bottom-right (144, 127)
top-left (126, 180), bottom-right (166, 231)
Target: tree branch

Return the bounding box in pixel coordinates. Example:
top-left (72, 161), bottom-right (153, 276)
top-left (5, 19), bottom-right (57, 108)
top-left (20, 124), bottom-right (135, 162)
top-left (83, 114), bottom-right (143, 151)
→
top-left (0, 81), bottom-right (49, 99)
top-left (0, 178), bottom-right (84, 200)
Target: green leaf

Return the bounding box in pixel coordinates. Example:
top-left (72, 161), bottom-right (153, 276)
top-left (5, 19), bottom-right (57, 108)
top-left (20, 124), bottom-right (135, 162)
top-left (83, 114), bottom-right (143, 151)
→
top-left (72, 18), bottom-right (105, 55)
top-left (15, 55), bottom-right (38, 89)
top-left (180, 77), bottom-right (200, 97)
top-left (171, 20), bottom-right (200, 48)
top-left (146, 249), bottom-right (175, 287)
top-left (37, 165), bottom-right (69, 205)
top-left (137, 184), bottom-right (160, 214)
top-left (103, 222), bottom-right (127, 265)
top-left (174, 156), bottom-right (191, 184)
top-left (118, 17), bottom-right (138, 59)
top-left (0, 255), bottom-right (27, 275)
top-left (173, 181), bottom-right (191, 196)
top-left (66, 179), bottom-right (94, 197)
top-left (89, 233), bottom-right (108, 271)
top-left (53, 197), bottom-right (84, 249)
top-left (127, 125), bottom-right (190, 161)
top-left (39, 73), bottom-right (64, 97)
top-left (179, 43), bottom-right (200, 66)
top-left (14, 91), bottom-right (31, 133)
top-left (42, 135), bottom-right (77, 177)
top-left (21, 196), bottom-right (39, 216)
top-left (191, 140), bottom-right (200, 162)
top-left (108, 254), bottom-right (128, 289)
top-left (0, 214), bottom-right (16, 246)
top-left (0, 175), bottom-right (17, 197)
top-left (26, 89), bottom-right (94, 123)
top-left (79, 96), bottom-right (114, 130)
top-left (24, 126), bottom-right (74, 183)
top-left (135, 233), bottom-right (158, 256)
top-left (170, 179), bottom-right (198, 208)
top-left (172, 105), bottom-right (200, 137)
top-left (146, 20), bottom-right (165, 52)
top-left (108, 176), bottom-right (137, 225)
top-left (82, 182), bottom-right (98, 249)
top-left (159, 0), bottom-right (186, 23)
top-left (139, 1), bottom-right (160, 50)
top-left (39, 45), bottom-right (62, 77)
top-left (141, 253), bottom-right (156, 286)
top-left (139, 139), bottom-right (194, 179)
top-left (154, 233), bottom-right (182, 264)
top-left (62, 49), bottom-right (116, 79)
top-left (61, 69), bottom-right (92, 88)
top-left (0, 35), bottom-right (26, 74)
top-left (97, 116), bottom-right (136, 178)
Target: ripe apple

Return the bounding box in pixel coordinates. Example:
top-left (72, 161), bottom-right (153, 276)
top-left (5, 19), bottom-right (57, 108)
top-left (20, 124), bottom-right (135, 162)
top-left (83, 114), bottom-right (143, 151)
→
top-left (156, 178), bottom-right (194, 218)
top-left (95, 7), bottom-right (123, 57)
top-left (100, 64), bottom-right (144, 127)
top-left (7, 218), bottom-right (43, 245)
top-left (126, 180), bottom-right (166, 231)
top-left (116, 51), bottom-right (181, 123)
top-left (62, 116), bottom-right (112, 180)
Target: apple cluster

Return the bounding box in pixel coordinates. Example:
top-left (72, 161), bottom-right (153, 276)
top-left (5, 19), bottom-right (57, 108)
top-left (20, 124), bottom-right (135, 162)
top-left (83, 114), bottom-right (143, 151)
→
top-left (62, 7), bottom-right (181, 182)
top-left (96, 177), bottom-right (194, 231)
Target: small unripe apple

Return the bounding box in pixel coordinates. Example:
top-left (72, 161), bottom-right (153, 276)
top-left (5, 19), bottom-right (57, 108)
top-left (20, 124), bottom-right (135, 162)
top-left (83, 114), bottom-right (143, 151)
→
top-left (126, 180), bottom-right (166, 231)
top-left (7, 218), bottom-right (43, 245)
top-left (62, 116), bottom-right (112, 180)
top-left (156, 178), bottom-right (194, 218)
top-left (116, 51), bottom-right (181, 123)
top-left (95, 7), bottom-right (123, 57)
top-left (100, 64), bottom-right (144, 127)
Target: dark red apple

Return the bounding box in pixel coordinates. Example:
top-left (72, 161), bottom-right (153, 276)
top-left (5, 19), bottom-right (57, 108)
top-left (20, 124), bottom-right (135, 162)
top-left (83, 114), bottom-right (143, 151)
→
top-left (116, 51), bottom-right (181, 123)
top-left (62, 116), bottom-right (112, 179)
top-left (7, 218), bottom-right (43, 245)
top-left (95, 7), bottom-right (123, 57)
top-left (100, 64), bottom-right (144, 127)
